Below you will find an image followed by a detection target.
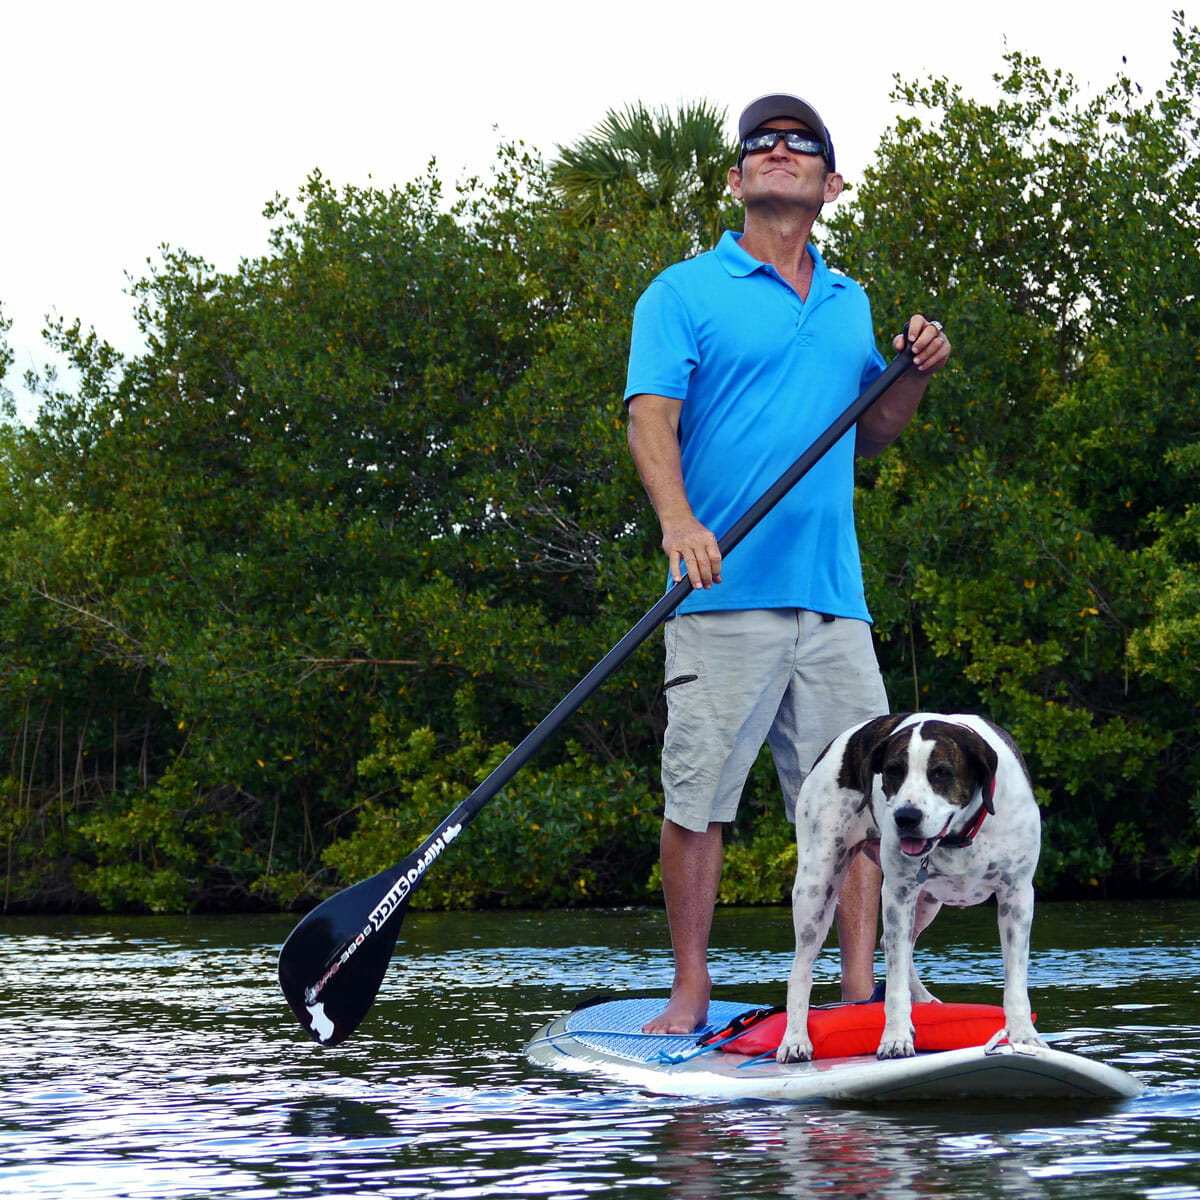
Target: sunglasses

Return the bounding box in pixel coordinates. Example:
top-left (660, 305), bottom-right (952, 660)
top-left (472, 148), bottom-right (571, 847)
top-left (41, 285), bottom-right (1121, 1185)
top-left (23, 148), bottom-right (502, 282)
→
top-left (739, 128), bottom-right (827, 164)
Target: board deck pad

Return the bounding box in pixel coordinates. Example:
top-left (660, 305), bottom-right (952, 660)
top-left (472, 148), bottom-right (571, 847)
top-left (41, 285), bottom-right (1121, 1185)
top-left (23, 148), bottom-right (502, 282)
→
top-left (525, 997), bottom-right (1144, 1103)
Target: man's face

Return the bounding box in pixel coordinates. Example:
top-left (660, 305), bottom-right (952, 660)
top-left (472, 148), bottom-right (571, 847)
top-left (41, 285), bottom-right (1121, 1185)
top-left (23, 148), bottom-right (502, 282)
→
top-left (728, 117), bottom-right (842, 212)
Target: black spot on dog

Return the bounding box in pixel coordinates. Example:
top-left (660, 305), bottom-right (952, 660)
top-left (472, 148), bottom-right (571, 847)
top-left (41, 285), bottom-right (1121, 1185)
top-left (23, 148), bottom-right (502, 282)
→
top-left (870, 728), bottom-right (916, 799)
top-left (839, 714), bottom-right (911, 795)
top-left (921, 721), bottom-right (999, 811)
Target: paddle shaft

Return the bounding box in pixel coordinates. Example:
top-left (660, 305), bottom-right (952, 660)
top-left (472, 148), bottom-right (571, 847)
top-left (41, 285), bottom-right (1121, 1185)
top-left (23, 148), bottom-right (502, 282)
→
top-left (304, 343), bottom-right (916, 1005)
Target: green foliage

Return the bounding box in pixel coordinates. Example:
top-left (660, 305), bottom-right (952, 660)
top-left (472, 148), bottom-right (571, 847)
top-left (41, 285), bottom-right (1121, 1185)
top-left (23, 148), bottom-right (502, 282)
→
top-left (322, 720), bottom-right (660, 908)
top-left (1037, 814), bottom-right (1115, 895)
top-left (74, 779), bottom-right (214, 913)
top-left (549, 99), bottom-right (741, 249)
top-left (1, 24), bottom-right (1198, 911)
top-left (827, 13), bottom-right (1200, 891)
top-left (0, 303), bottom-right (13, 421)
top-left (0, 141), bottom-right (680, 911)
top-left (716, 823), bottom-right (798, 907)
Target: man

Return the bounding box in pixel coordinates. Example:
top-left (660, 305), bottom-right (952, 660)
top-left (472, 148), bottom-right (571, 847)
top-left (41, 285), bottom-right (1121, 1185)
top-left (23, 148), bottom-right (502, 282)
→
top-left (625, 93), bottom-right (951, 1035)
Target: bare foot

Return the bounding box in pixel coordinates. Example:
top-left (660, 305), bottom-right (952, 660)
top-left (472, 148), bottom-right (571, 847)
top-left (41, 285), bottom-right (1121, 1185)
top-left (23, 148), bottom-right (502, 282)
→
top-left (642, 978), bottom-right (711, 1034)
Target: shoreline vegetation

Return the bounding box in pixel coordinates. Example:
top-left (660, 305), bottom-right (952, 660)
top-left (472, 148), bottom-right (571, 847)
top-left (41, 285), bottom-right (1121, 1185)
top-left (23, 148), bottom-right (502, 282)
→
top-left (2, 18), bottom-right (1198, 915)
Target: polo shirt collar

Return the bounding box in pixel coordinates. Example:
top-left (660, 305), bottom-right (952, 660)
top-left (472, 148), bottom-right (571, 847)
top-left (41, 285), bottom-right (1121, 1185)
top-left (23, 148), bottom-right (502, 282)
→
top-left (715, 230), bottom-right (841, 294)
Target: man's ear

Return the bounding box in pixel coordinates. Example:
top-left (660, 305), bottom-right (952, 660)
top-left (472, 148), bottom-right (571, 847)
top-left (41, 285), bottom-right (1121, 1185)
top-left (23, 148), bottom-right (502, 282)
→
top-left (823, 172), bottom-right (845, 203)
top-left (728, 164), bottom-right (744, 201)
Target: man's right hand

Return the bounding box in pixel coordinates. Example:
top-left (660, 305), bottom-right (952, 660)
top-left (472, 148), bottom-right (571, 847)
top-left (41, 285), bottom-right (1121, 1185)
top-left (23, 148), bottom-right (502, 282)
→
top-left (627, 392), bottom-right (723, 588)
top-left (661, 517), bottom-right (722, 588)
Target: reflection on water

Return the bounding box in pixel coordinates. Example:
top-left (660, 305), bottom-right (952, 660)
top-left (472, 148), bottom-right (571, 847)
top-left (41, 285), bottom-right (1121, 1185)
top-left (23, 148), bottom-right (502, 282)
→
top-left (0, 901), bottom-right (1197, 1198)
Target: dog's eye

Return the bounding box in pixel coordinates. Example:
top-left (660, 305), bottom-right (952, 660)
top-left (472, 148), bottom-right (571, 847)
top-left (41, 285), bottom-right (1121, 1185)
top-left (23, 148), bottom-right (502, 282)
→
top-left (882, 762), bottom-right (905, 782)
top-left (930, 764), bottom-right (955, 784)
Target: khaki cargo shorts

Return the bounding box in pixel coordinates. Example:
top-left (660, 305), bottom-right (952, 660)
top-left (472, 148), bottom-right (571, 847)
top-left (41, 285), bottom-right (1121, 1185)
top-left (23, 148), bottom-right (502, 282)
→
top-left (661, 608), bottom-right (889, 832)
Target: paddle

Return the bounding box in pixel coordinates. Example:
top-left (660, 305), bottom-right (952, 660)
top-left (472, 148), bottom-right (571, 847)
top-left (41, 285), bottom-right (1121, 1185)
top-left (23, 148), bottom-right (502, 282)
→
top-left (278, 340), bottom-right (916, 1046)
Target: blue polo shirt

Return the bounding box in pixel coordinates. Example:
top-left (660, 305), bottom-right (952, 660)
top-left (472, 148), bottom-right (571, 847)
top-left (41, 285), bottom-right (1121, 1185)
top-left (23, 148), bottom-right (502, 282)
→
top-left (625, 230), bottom-right (886, 619)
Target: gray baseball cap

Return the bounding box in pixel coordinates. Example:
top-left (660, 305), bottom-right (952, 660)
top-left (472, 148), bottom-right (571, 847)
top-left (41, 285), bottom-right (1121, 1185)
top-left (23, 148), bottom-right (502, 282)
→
top-left (737, 93), bottom-right (835, 170)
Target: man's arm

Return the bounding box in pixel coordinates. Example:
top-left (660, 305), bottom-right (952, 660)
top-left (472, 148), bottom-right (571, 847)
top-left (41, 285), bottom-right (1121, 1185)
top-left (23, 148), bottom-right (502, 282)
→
top-left (626, 393), bottom-right (722, 588)
top-left (856, 314), bottom-right (951, 458)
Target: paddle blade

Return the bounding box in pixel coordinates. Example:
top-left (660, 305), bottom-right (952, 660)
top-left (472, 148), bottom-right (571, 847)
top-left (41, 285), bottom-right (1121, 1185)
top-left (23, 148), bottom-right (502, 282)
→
top-left (278, 866), bottom-right (408, 1046)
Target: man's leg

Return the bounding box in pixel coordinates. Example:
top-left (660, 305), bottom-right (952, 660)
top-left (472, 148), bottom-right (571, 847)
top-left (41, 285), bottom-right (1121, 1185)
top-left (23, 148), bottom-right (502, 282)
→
top-left (642, 818), bottom-right (723, 1034)
top-left (648, 611), bottom-right (795, 1034)
top-left (835, 851), bottom-right (882, 1001)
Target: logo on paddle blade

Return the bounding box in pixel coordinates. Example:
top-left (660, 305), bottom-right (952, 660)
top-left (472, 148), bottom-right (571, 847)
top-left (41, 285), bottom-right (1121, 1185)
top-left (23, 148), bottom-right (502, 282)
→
top-left (304, 821), bottom-right (464, 1005)
top-left (306, 1001), bottom-right (337, 1044)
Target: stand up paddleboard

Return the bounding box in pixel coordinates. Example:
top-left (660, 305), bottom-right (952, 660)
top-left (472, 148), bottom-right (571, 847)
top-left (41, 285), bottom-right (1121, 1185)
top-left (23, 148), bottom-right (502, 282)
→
top-left (525, 997), bottom-right (1143, 1103)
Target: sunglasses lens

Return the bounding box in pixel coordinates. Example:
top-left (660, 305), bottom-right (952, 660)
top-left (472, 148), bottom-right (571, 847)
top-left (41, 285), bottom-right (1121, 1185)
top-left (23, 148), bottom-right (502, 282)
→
top-left (740, 130), bottom-right (824, 159)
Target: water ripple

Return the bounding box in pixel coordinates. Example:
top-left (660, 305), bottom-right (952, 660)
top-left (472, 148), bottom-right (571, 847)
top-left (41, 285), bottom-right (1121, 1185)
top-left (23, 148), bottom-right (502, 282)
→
top-left (0, 902), bottom-right (1198, 1198)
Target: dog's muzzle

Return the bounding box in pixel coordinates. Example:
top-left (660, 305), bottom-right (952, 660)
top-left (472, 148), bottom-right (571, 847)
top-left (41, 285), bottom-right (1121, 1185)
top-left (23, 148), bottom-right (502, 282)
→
top-left (894, 806), bottom-right (950, 857)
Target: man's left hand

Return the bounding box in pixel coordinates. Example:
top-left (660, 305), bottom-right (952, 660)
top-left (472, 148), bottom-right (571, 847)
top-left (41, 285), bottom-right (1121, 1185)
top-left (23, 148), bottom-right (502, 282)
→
top-left (894, 314), bottom-right (951, 373)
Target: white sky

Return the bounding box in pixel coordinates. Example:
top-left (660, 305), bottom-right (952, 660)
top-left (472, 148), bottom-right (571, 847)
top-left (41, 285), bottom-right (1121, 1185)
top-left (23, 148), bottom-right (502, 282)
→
top-left (1, 0), bottom-right (1185, 422)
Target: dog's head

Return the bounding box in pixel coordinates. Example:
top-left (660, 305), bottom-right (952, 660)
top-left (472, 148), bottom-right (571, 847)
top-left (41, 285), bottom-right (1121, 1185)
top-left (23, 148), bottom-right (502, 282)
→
top-left (861, 718), bottom-right (998, 858)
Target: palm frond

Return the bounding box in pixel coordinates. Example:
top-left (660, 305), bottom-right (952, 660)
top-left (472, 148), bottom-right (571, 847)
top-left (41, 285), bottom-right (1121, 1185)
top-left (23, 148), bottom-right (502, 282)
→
top-left (548, 98), bottom-right (736, 244)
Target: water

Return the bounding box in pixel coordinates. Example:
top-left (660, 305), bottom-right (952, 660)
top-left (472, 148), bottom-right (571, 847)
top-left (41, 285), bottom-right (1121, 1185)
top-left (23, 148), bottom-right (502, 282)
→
top-left (1, 900), bottom-right (1198, 1198)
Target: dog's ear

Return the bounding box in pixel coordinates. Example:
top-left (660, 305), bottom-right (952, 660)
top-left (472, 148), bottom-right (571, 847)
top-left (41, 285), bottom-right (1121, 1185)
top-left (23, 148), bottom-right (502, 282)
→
top-left (957, 728), bottom-right (1000, 813)
top-left (865, 738), bottom-right (890, 787)
top-left (842, 714), bottom-right (910, 805)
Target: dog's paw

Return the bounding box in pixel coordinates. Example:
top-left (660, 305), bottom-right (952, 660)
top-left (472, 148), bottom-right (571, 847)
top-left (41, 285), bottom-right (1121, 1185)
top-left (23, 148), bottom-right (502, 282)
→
top-left (775, 1029), bottom-right (814, 1063)
top-left (1002, 1022), bottom-right (1048, 1050)
top-left (876, 1029), bottom-right (917, 1059)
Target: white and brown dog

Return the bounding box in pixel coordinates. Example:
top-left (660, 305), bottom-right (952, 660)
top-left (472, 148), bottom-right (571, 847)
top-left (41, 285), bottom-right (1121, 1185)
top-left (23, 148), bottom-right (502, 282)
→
top-left (776, 713), bottom-right (1046, 1062)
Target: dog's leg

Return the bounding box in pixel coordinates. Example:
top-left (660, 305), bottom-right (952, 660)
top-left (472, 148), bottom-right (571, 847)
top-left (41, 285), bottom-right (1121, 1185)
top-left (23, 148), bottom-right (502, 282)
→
top-left (777, 846), bottom-right (854, 1063)
top-left (877, 873), bottom-right (921, 1058)
top-left (996, 879), bottom-right (1046, 1048)
top-left (908, 889), bottom-right (943, 1005)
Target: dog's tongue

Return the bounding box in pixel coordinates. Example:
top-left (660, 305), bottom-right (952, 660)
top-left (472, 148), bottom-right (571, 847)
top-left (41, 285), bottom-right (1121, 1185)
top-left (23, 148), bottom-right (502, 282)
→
top-left (900, 837), bottom-right (930, 856)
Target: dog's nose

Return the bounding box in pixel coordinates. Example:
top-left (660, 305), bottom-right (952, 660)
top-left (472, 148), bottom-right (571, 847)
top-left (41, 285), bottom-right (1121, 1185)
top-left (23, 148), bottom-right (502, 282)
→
top-left (894, 806), bottom-right (924, 834)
